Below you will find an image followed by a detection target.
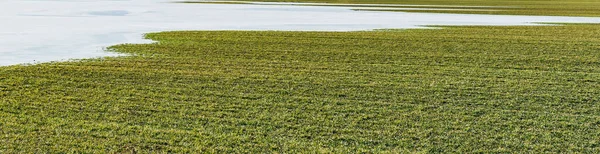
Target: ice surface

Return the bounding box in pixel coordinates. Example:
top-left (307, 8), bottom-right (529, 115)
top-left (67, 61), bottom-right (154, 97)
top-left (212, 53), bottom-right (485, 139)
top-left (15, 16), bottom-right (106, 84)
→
top-left (1, 0), bottom-right (599, 66)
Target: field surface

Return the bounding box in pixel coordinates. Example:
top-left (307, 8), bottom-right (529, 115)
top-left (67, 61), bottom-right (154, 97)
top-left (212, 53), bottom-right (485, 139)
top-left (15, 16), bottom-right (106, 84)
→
top-left (229, 0), bottom-right (600, 16)
top-left (2, 24), bottom-right (600, 152)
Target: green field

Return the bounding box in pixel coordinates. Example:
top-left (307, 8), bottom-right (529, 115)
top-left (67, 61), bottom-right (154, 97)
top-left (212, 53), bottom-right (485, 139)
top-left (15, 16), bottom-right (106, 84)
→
top-left (2, 24), bottom-right (600, 152)
top-left (4, 0), bottom-right (600, 152)
top-left (226, 0), bottom-right (600, 16)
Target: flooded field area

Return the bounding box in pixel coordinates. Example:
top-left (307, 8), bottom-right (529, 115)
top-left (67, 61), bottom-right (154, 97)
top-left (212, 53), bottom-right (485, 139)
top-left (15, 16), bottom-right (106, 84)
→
top-left (1, 0), bottom-right (600, 66)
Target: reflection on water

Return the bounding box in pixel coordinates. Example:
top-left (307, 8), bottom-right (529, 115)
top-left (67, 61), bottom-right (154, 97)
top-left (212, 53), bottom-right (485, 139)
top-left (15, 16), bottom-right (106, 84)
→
top-left (88, 10), bottom-right (130, 16)
top-left (0, 0), bottom-right (599, 66)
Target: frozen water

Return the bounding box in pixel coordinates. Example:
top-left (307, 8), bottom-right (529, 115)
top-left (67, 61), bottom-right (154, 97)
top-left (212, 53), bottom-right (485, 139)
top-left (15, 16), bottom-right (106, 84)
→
top-left (1, 0), bottom-right (600, 66)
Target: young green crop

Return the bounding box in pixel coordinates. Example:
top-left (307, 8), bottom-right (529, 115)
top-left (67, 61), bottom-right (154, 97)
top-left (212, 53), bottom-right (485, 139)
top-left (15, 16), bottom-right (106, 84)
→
top-left (1, 24), bottom-right (600, 153)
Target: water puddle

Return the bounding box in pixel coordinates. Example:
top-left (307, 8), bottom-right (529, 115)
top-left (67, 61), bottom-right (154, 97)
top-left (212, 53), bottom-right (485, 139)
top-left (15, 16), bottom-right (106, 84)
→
top-left (1, 0), bottom-right (600, 66)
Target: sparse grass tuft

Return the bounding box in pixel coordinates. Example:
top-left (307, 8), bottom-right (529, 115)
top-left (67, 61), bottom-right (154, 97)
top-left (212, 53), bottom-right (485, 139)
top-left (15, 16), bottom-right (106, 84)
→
top-left (222, 0), bottom-right (600, 16)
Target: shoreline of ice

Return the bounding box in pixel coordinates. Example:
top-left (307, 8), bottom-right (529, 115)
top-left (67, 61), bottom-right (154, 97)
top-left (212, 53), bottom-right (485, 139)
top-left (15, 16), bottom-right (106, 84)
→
top-left (1, 0), bottom-right (599, 66)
